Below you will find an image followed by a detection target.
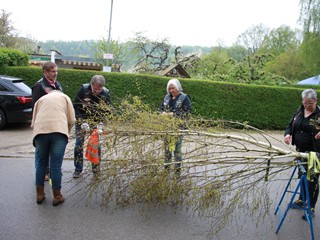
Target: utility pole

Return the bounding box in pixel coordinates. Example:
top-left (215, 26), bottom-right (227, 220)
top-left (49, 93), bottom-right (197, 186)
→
top-left (104, 0), bottom-right (114, 72)
top-left (107, 0), bottom-right (113, 56)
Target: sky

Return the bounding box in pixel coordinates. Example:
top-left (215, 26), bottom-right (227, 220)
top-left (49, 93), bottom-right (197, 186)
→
top-left (2, 0), bottom-right (301, 47)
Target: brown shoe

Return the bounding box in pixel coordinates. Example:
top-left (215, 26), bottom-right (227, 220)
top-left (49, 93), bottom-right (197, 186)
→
top-left (52, 189), bottom-right (65, 206)
top-left (36, 185), bottom-right (45, 204)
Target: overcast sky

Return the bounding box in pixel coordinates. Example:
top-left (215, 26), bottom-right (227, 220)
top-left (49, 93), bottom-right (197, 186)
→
top-left (2, 0), bottom-right (301, 47)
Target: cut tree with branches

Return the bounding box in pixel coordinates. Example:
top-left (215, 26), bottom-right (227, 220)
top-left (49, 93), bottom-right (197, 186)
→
top-left (68, 96), bottom-right (305, 235)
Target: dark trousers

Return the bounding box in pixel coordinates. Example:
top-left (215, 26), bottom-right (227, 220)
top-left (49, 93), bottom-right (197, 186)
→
top-left (74, 123), bottom-right (100, 173)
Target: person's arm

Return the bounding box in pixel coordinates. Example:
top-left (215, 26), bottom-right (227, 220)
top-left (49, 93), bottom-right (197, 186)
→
top-left (66, 96), bottom-right (76, 133)
top-left (73, 86), bottom-right (85, 118)
top-left (159, 99), bottom-right (165, 113)
top-left (104, 91), bottom-right (112, 105)
top-left (284, 114), bottom-right (295, 145)
top-left (159, 96), bottom-right (174, 118)
top-left (32, 83), bottom-right (44, 108)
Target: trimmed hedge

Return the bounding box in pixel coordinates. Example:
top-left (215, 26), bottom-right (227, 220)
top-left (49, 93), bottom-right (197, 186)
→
top-left (1, 66), bottom-right (316, 130)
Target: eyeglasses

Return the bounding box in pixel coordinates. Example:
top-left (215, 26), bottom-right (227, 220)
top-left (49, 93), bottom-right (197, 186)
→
top-left (302, 101), bottom-right (316, 106)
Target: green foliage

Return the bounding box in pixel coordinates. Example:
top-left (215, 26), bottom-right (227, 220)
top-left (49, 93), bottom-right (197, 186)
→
top-left (299, 0), bottom-right (320, 33)
top-left (299, 33), bottom-right (320, 75)
top-left (0, 10), bottom-right (16, 48)
top-left (259, 25), bottom-right (301, 56)
top-left (264, 50), bottom-right (310, 81)
top-left (0, 48), bottom-right (29, 67)
top-left (0, 66), bottom-right (312, 130)
top-left (236, 24), bottom-right (270, 55)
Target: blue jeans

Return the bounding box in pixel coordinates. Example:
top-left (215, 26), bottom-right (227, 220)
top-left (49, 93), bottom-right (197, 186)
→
top-left (74, 123), bottom-right (100, 173)
top-left (164, 135), bottom-right (183, 169)
top-left (34, 133), bottom-right (67, 190)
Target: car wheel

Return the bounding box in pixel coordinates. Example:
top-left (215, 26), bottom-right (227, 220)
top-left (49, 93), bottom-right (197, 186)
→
top-left (0, 109), bottom-right (6, 130)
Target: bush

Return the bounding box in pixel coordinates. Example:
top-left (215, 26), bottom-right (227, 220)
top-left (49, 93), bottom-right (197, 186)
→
top-left (0, 48), bottom-right (29, 67)
top-left (0, 65), bottom-right (314, 130)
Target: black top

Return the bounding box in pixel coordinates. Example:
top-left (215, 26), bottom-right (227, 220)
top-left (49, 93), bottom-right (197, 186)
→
top-left (159, 92), bottom-right (191, 118)
top-left (73, 84), bottom-right (111, 122)
top-left (284, 105), bottom-right (320, 152)
top-left (31, 76), bottom-right (63, 107)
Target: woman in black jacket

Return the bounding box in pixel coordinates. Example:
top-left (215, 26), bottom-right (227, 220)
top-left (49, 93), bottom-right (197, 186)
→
top-left (284, 88), bottom-right (320, 219)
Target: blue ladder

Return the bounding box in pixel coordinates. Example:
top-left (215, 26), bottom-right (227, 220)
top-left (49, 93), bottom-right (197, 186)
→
top-left (274, 160), bottom-right (314, 240)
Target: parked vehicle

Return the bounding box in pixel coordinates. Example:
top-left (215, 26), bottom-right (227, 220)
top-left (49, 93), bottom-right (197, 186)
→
top-left (0, 75), bottom-right (33, 129)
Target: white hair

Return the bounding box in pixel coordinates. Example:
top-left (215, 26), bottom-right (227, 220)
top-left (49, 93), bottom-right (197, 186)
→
top-left (302, 89), bottom-right (317, 99)
top-left (166, 78), bottom-right (183, 94)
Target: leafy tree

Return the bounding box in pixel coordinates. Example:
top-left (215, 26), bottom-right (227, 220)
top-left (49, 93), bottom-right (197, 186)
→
top-left (299, 34), bottom-right (320, 75)
top-left (298, 0), bottom-right (320, 75)
top-left (225, 44), bottom-right (248, 62)
top-left (191, 48), bottom-right (229, 80)
top-left (91, 38), bottom-right (127, 72)
top-left (0, 9), bottom-right (38, 53)
top-left (15, 36), bottom-right (39, 54)
top-left (235, 24), bottom-right (270, 55)
top-left (0, 9), bottom-right (17, 48)
top-left (264, 50), bottom-right (309, 81)
top-left (260, 25), bottom-right (301, 56)
top-left (299, 0), bottom-right (320, 33)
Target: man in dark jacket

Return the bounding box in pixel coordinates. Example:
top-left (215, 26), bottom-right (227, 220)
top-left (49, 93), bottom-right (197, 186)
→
top-left (32, 62), bottom-right (63, 107)
top-left (73, 75), bottom-right (112, 178)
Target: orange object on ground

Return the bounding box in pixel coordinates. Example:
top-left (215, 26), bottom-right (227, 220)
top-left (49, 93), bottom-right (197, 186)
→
top-left (85, 129), bottom-right (100, 164)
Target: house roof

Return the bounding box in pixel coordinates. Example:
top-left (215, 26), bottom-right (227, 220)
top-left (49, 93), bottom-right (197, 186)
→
top-left (29, 53), bottom-right (102, 71)
top-left (159, 63), bottom-right (191, 78)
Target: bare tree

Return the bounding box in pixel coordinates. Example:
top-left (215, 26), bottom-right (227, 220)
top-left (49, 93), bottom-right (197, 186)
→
top-left (130, 32), bottom-right (200, 74)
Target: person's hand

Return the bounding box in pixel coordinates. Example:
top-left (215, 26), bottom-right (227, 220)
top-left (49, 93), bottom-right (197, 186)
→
top-left (81, 122), bottom-right (90, 131)
top-left (162, 112), bottom-right (173, 118)
top-left (284, 134), bottom-right (292, 145)
top-left (315, 132), bottom-right (320, 139)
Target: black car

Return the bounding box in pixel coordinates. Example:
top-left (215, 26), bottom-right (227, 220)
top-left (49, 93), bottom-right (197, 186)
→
top-left (0, 75), bottom-right (33, 129)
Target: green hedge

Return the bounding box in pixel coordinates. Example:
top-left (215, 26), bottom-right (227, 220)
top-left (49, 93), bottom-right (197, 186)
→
top-left (1, 66), bottom-right (315, 130)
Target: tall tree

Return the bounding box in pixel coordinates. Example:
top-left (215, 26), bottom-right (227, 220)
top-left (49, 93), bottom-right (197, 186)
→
top-left (298, 0), bottom-right (320, 75)
top-left (129, 32), bottom-right (200, 74)
top-left (0, 9), bottom-right (17, 48)
top-left (0, 9), bottom-right (38, 53)
top-left (235, 24), bottom-right (270, 55)
top-left (260, 25), bottom-right (301, 56)
top-left (91, 38), bottom-right (126, 72)
top-left (299, 0), bottom-right (320, 34)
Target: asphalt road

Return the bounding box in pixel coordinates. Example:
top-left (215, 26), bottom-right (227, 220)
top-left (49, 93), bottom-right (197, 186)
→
top-left (0, 123), bottom-right (319, 240)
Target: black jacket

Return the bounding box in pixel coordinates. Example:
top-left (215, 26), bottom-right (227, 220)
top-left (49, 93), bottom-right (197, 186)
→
top-left (32, 77), bottom-right (63, 107)
top-left (284, 105), bottom-right (320, 152)
top-left (159, 92), bottom-right (191, 118)
top-left (74, 84), bottom-right (111, 122)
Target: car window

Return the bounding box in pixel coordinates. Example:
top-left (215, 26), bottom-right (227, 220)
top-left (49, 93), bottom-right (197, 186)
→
top-left (13, 81), bottom-right (32, 95)
top-left (0, 84), bottom-right (9, 92)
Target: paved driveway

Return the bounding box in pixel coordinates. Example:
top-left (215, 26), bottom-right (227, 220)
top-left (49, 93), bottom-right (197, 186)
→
top-left (0, 123), bottom-right (318, 240)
